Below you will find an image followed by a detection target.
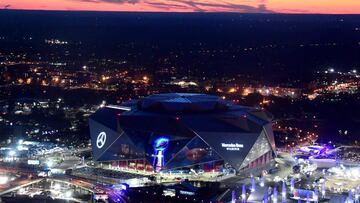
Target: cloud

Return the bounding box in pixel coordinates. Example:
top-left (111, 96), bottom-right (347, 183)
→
top-left (80, 0), bottom-right (140, 4)
top-left (3, 4), bottom-right (11, 9)
top-left (162, 0), bottom-right (272, 13)
top-left (145, 1), bottom-right (190, 10)
top-left (73, 0), bottom-right (273, 13)
top-left (165, 0), bottom-right (205, 12)
top-left (279, 8), bottom-right (309, 13)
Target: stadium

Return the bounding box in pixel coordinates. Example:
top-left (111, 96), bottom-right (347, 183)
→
top-left (89, 93), bottom-right (276, 175)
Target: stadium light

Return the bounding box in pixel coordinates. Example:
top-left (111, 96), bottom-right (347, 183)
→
top-left (273, 187), bottom-right (278, 203)
top-left (260, 176), bottom-right (265, 187)
top-left (231, 190), bottom-right (236, 203)
top-left (251, 177), bottom-right (256, 192)
top-left (282, 181), bottom-right (286, 198)
top-left (241, 184), bottom-right (246, 200)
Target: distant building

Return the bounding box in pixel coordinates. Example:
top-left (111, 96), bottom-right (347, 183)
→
top-left (89, 93), bottom-right (276, 174)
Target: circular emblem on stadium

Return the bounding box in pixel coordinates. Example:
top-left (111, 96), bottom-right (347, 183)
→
top-left (96, 132), bottom-right (106, 149)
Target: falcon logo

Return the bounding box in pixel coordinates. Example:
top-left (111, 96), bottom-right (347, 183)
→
top-left (96, 132), bottom-right (106, 149)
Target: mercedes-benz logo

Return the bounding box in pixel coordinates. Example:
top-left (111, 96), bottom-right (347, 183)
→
top-left (96, 132), bottom-right (106, 149)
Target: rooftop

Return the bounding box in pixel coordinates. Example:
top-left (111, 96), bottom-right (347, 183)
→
top-left (137, 93), bottom-right (230, 113)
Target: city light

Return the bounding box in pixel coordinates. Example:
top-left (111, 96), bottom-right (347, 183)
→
top-left (47, 160), bottom-right (54, 168)
top-left (17, 145), bottom-right (28, 151)
top-left (18, 188), bottom-right (25, 194)
top-left (53, 183), bottom-right (61, 191)
top-left (228, 87), bottom-right (236, 93)
top-left (8, 150), bottom-right (16, 157)
top-left (0, 176), bottom-right (9, 185)
top-left (65, 191), bottom-right (72, 198)
top-left (99, 100), bottom-right (106, 108)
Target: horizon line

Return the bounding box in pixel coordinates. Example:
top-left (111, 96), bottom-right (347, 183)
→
top-left (2, 8), bottom-right (360, 15)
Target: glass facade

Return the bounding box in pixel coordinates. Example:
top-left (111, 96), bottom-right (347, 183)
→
top-left (239, 132), bottom-right (272, 169)
top-left (165, 136), bottom-right (223, 169)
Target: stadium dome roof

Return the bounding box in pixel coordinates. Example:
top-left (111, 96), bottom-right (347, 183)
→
top-left (89, 93), bottom-right (276, 172)
top-left (138, 93), bottom-right (230, 113)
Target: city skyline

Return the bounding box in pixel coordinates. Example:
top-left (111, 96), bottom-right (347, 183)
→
top-left (1, 0), bottom-right (360, 14)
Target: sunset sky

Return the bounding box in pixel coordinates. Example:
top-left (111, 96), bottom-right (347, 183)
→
top-left (1, 0), bottom-right (360, 14)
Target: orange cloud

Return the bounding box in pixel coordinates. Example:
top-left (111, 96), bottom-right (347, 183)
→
top-left (268, 0), bottom-right (360, 14)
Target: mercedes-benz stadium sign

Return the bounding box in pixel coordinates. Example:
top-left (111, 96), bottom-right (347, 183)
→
top-left (96, 132), bottom-right (106, 149)
top-left (221, 143), bottom-right (244, 151)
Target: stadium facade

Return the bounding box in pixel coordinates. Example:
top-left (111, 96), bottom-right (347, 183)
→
top-left (89, 93), bottom-right (276, 174)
